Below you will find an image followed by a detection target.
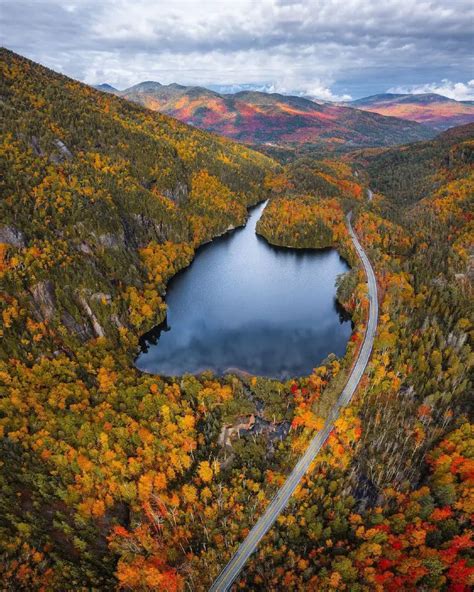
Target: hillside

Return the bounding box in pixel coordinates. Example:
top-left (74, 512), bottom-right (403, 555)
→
top-left (0, 48), bottom-right (277, 588)
top-left (355, 122), bottom-right (474, 204)
top-left (0, 47), bottom-right (279, 348)
top-left (116, 81), bottom-right (435, 150)
top-left (350, 92), bottom-right (474, 131)
top-left (236, 123), bottom-right (473, 590)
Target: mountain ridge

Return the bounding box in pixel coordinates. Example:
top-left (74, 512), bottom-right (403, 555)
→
top-left (93, 82), bottom-right (118, 93)
top-left (102, 81), bottom-right (435, 150)
top-left (348, 92), bottom-right (474, 130)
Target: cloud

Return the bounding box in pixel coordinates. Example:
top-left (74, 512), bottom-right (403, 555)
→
top-left (388, 79), bottom-right (474, 101)
top-left (216, 79), bottom-right (352, 101)
top-left (265, 81), bottom-right (352, 102)
top-left (1, 0), bottom-right (472, 98)
top-left (302, 84), bottom-right (352, 103)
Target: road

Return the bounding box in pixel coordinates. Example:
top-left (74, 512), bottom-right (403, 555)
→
top-left (209, 211), bottom-right (379, 592)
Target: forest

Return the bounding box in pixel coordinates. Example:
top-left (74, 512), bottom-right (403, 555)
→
top-left (0, 48), bottom-right (473, 591)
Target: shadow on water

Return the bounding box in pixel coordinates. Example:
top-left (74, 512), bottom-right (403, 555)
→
top-left (335, 297), bottom-right (353, 325)
top-left (139, 319), bottom-right (170, 355)
top-left (136, 200), bottom-right (353, 379)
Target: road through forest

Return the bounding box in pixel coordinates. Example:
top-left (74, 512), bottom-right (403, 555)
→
top-left (209, 211), bottom-right (379, 591)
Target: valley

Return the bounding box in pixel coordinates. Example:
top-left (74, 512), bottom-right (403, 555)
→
top-left (211, 206), bottom-right (379, 591)
top-left (0, 46), bottom-right (472, 592)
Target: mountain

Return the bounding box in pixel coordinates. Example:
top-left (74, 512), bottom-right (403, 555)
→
top-left (0, 49), bottom-right (273, 255)
top-left (117, 82), bottom-right (435, 149)
top-left (0, 47), bottom-right (277, 588)
top-left (349, 92), bottom-right (474, 131)
top-left (94, 83), bottom-right (119, 93)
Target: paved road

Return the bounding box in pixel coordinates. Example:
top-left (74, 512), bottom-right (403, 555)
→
top-left (209, 212), bottom-right (379, 592)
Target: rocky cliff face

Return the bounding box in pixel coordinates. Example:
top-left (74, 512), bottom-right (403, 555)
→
top-left (0, 226), bottom-right (25, 248)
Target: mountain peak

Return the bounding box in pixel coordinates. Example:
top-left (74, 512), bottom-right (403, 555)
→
top-left (94, 83), bottom-right (118, 93)
top-left (124, 80), bottom-right (163, 93)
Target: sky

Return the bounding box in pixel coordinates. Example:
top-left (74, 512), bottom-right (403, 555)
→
top-left (1, 0), bottom-right (473, 101)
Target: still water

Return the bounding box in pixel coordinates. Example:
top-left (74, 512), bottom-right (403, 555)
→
top-left (136, 201), bottom-right (351, 378)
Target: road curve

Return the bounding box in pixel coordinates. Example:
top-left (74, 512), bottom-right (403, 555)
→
top-left (209, 212), bottom-right (379, 592)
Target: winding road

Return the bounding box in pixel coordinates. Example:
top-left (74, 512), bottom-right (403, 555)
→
top-left (209, 211), bottom-right (379, 592)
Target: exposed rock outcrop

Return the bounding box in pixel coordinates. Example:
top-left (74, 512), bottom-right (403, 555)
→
top-left (50, 139), bottom-right (73, 163)
top-left (60, 311), bottom-right (92, 340)
top-left (163, 181), bottom-right (188, 205)
top-left (78, 294), bottom-right (105, 338)
top-left (30, 280), bottom-right (56, 321)
top-left (130, 214), bottom-right (172, 244)
top-left (97, 233), bottom-right (123, 249)
top-left (30, 135), bottom-right (44, 156)
top-left (91, 292), bottom-right (112, 304)
top-left (53, 138), bottom-right (73, 158)
top-left (0, 226), bottom-right (25, 248)
top-left (77, 242), bottom-right (93, 255)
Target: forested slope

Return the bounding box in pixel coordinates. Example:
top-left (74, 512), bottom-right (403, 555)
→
top-left (0, 47), bottom-right (275, 345)
top-left (0, 48), bottom-right (279, 589)
top-left (242, 124), bottom-right (473, 590)
top-left (358, 122), bottom-right (474, 204)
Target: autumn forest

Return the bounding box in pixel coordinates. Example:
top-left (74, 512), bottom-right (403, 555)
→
top-left (0, 44), bottom-right (473, 592)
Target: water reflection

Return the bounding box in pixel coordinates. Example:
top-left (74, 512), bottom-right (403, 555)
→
top-left (136, 201), bottom-right (352, 378)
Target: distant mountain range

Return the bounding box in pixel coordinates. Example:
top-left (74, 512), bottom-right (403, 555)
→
top-left (95, 82), bottom-right (435, 150)
top-left (348, 93), bottom-right (474, 131)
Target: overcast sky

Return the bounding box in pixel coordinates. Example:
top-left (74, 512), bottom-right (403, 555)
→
top-left (1, 0), bottom-right (473, 100)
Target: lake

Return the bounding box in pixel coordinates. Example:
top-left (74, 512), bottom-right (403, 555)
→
top-left (136, 200), bottom-right (352, 379)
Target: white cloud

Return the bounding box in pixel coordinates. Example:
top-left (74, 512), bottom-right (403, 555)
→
top-left (304, 83), bottom-right (352, 102)
top-left (1, 1), bottom-right (473, 97)
top-left (388, 79), bottom-right (474, 101)
top-left (239, 79), bottom-right (352, 102)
